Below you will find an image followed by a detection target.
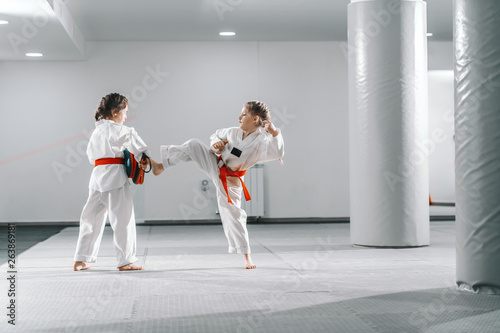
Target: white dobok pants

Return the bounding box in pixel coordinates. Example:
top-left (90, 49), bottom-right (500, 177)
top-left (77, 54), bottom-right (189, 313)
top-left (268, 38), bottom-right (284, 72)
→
top-left (161, 139), bottom-right (251, 254)
top-left (74, 182), bottom-right (138, 267)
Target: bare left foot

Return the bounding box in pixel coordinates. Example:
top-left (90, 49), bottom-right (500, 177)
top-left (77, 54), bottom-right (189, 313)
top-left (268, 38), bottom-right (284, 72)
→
top-left (118, 263), bottom-right (143, 271)
top-left (243, 254), bottom-right (256, 269)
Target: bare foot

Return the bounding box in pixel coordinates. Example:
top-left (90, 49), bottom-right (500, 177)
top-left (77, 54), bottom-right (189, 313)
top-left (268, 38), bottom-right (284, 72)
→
top-left (118, 263), bottom-right (143, 271)
top-left (243, 254), bottom-right (256, 269)
top-left (73, 261), bottom-right (91, 271)
top-left (151, 159), bottom-right (164, 176)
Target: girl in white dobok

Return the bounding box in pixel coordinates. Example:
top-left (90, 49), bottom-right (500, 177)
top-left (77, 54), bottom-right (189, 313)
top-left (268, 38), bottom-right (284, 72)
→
top-left (151, 101), bottom-right (284, 269)
top-left (74, 93), bottom-right (149, 271)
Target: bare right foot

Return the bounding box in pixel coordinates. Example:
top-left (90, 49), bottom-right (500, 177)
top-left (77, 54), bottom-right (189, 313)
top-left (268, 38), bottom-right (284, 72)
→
top-left (73, 261), bottom-right (91, 271)
top-left (118, 263), bottom-right (143, 271)
top-left (151, 159), bottom-right (164, 176)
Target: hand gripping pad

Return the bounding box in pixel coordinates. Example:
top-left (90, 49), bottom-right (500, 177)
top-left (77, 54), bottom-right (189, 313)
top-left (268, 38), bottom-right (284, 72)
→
top-left (123, 149), bottom-right (149, 185)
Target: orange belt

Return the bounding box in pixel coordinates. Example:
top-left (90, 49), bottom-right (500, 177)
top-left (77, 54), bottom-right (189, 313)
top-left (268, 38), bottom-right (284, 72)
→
top-left (94, 157), bottom-right (123, 167)
top-left (219, 166), bottom-right (251, 204)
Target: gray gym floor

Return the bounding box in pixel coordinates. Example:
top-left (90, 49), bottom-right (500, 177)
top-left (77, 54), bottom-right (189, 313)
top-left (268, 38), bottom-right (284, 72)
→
top-left (2, 222), bottom-right (500, 332)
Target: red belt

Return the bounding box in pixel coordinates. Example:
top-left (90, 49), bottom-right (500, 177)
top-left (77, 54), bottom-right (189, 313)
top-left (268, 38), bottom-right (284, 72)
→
top-left (94, 157), bottom-right (123, 167)
top-left (219, 166), bottom-right (251, 204)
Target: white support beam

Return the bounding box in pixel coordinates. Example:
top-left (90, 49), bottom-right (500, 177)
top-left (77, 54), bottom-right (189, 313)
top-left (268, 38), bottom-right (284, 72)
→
top-left (47, 0), bottom-right (85, 57)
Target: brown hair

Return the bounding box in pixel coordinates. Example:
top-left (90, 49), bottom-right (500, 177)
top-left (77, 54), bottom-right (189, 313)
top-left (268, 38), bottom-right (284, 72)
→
top-left (94, 93), bottom-right (128, 121)
top-left (245, 101), bottom-right (270, 127)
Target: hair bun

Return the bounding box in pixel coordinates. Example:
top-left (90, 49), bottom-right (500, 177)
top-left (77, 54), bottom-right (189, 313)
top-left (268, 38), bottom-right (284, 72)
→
top-left (94, 93), bottom-right (128, 121)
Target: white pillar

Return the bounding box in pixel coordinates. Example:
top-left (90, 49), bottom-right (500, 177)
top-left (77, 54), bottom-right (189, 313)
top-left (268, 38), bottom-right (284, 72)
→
top-left (348, 0), bottom-right (429, 247)
top-left (455, 0), bottom-right (500, 294)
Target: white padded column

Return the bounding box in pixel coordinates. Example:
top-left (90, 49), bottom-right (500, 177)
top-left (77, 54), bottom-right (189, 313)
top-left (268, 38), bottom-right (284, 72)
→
top-left (348, 0), bottom-right (429, 247)
top-left (455, 0), bottom-right (500, 294)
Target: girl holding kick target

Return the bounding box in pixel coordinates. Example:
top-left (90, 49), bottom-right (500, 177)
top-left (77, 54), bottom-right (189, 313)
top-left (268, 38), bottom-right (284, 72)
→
top-left (73, 93), bottom-right (150, 271)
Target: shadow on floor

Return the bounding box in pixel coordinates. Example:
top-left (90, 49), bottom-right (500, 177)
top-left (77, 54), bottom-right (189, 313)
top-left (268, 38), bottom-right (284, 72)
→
top-left (0, 225), bottom-right (67, 265)
top-left (32, 287), bottom-right (500, 333)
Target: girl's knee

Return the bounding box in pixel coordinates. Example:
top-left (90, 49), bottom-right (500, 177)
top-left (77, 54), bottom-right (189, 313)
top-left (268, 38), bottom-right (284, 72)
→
top-left (185, 138), bottom-right (210, 155)
top-left (186, 138), bottom-right (204, 149)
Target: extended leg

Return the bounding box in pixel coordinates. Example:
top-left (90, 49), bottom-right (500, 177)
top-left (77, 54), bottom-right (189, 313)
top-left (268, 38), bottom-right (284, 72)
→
top-left (160, 139), bottom-right (219, 181)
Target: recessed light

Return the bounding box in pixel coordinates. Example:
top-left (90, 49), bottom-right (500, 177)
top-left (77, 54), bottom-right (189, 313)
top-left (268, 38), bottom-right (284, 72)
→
top-left (426, 33), bottom-right (433, 37)
top-left (0, 20), bottom-right (9, 25)
top-left (219, 32), bottom-right (236, 36)
top-left (26, 52), bottom-right (43, 57)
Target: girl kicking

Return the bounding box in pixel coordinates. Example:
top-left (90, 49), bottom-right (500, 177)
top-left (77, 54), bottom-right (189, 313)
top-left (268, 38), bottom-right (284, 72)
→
top-left (73, 93), bottom-right (149, 271)
top-left (151, 101), bottom-right (284, 269)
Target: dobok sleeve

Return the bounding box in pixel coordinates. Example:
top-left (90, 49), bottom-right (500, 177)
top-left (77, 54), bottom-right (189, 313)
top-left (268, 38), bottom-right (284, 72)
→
top-left (259, 131), bottom-right (285, 163)
top-left (125, 127), bottom-right (151, 159)
top-left (210, 127), bottom-right (230, 147)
